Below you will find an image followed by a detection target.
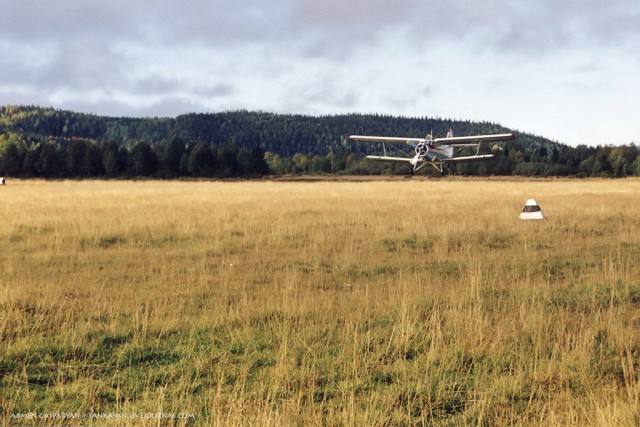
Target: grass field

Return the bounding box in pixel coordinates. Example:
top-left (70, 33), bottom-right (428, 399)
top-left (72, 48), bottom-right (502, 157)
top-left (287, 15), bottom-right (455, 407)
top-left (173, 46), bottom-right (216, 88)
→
top-left (1, 178), bottom-right (639, 425)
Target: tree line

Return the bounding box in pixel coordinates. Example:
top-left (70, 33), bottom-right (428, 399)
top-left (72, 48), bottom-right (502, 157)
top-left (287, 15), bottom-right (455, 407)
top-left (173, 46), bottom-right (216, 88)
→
top-left (1, 133), bottom-right (639, 178)
top-left (0, 135), bottom-right (269, 178)
top-left (1, 105), bottom-right (639, 178)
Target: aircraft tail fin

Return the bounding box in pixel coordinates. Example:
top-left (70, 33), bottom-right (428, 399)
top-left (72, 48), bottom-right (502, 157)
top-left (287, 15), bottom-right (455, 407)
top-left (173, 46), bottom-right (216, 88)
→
top-left (443, 145), bottom-right (454, 159)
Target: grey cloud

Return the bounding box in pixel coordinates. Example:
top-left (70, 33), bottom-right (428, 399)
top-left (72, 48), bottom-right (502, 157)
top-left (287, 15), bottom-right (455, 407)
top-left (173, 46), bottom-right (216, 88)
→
top-left (138, 0), bottom-right (292, 47)
top-left (199, 83), bottom-right (235, 98)
top-left (2, 0), bottom-right (640, 123)
top-left (1, 39), bottom-right (122, 96)
top-left (281, 87), bottom-right (360, 116)
top-left (37, 44), bottom-right (129, 91)
top-left (0, 0), bottom-right (143, 43)
top-left (132, 74), bottom-right (199, 97)
top-left (293, 0), bottom-right (414, 30)
top-left (4, 0), bottom-right (640, 55)
top-left (287, 0), bottom-right (640, 58)
top-left (485, 1), bottom-right (640, 54)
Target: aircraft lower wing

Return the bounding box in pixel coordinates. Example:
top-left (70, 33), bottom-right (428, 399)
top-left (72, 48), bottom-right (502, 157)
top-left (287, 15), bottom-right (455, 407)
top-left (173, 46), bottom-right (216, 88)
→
top-left (365, 155), bottom-right (414, 163)
top-left (366, 154), bottom-right (495, 164)
top-left (441, 154), bottom-right (495, 162)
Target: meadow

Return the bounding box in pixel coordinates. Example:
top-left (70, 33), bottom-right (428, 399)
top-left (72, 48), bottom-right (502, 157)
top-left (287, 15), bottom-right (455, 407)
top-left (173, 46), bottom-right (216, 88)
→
top-left (0, 178), bottom-right (639, 426)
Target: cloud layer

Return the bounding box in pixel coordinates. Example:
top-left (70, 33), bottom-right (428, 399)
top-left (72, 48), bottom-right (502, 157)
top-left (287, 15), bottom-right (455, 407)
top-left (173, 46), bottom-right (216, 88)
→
top-left (2, 0), bottom-right (640, 145)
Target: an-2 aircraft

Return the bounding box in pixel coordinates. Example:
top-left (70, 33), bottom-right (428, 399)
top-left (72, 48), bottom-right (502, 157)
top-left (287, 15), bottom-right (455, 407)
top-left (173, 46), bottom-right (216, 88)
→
top-left (350, 129), bottom-right (516, 174)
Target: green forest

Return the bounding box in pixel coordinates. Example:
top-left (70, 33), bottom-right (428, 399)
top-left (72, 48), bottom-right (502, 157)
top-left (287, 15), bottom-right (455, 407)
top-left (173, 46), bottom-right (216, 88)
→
top-left (1, 105), bottom-right (639, 178)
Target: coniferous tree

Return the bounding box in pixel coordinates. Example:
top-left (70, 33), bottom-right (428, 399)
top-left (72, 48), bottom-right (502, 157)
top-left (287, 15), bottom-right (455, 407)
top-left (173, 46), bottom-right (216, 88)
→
top-left (102, 141), bottom-right (121, 177)
top-left (67, 140), bottom-right (88, 176)
top-left (188, 142), bottom-right (215, 177)
top-left (22, 147), bottom-right (39, 177)
top-left (38, 143), bottom-right (65, 178)
top-left (248, 145), bottom-right (269, 176)
top-left (130, 141), bottom-right (157, 176)
top-left (82, 144), bottom-right (104, 176)
top-left (216, 144), bottom-right (240, 177)
top-left (0, 142), bottom-right (24, 176)
top-left (163, 137), bottom-right (186, 176)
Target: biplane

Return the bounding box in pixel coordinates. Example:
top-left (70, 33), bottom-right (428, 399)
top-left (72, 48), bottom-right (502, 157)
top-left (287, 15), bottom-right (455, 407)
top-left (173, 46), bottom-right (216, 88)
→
top-left (350, 129), bottom-right (516, 174)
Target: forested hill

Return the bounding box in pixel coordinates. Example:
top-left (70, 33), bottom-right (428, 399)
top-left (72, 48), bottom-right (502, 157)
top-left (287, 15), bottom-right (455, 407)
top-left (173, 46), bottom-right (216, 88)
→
top-left (0, 105), bottom-right (551, 156)
top-left (1, 105), bottom-right (639, 178)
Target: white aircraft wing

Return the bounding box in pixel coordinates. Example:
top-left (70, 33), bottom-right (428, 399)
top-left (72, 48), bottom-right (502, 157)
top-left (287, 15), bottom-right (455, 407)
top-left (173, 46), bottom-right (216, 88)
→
top-left (441, 154), bottom-right (495, 162)
top-left (433, 132), bottom-right (516, 146)
top-left (365, 155), bottom-right (415, 163)
top-left (350, 135), bottom-right (425, 144)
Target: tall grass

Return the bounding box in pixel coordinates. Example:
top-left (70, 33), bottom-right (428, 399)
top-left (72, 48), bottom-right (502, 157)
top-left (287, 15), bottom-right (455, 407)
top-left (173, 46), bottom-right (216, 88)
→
top-left (1, 178), bottom-right (639, 425)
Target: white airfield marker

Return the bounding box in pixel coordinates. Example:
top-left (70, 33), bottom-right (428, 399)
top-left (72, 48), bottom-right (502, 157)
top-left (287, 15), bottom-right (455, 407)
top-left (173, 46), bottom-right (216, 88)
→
top-left (519, 199), bottom-right (545, 220)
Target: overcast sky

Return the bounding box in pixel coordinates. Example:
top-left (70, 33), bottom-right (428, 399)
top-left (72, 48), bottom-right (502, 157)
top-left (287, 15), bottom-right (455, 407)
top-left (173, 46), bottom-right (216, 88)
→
top-left (2, 0), bottom-right (639, 146)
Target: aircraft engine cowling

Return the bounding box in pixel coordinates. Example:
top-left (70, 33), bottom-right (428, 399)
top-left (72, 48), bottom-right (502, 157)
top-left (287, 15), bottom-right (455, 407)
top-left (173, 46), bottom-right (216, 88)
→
top-left (415, 142), bottom-right (428, 157)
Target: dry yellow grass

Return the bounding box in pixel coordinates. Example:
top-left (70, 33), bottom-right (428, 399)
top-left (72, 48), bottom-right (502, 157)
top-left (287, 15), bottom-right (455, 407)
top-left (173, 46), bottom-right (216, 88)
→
top-left (1, 178), bottom-right (639, 425)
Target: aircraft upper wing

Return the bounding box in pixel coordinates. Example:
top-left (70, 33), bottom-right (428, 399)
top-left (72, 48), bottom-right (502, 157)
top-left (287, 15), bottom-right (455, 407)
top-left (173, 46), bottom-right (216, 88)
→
top-left (352, 132), bottom-right (515, 146)
top-left (433, 132), bottom-right (516, 146)
top-left (350, 135), bottom-right (425, 144)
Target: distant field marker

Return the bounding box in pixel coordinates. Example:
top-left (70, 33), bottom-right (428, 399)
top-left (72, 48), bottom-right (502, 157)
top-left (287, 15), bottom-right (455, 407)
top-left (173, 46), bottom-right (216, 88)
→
top-left (519, 198), bottom-right (545, 220)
